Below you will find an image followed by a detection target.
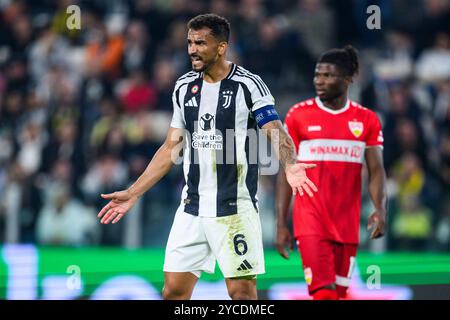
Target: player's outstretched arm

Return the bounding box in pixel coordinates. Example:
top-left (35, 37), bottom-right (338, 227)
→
top-left (97, 127), bottom-right (184, 224)
top-left (365, 147), bottom-right (388, 239)
top-left (261, 119), bottom-right (318, 197)
top-left (275, 169), bottom-right (294, 259)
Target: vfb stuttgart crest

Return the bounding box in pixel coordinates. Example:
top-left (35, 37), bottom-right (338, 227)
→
top-left (348, 121), bottom-right (364, 138)
top-left (221, 90), bottom-right (233, 109)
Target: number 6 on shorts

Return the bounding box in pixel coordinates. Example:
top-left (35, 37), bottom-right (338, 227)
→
top-left (233, 234), bottom-right (248, 256)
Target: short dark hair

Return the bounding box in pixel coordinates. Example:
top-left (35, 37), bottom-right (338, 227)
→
top-left (187, 13), bottom-right (230, 42)
top-left (318, 45), bottom-right (359, 77)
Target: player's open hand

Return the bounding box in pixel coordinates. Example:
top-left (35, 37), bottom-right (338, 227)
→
top-left (97, 190), bottom-right (138, 224)
top-left (285, 163), bottom-right (318, 197)
top-left (368, 210), bottom-right (386, 239)
top-left (276, 225), bottom-right (293, 259)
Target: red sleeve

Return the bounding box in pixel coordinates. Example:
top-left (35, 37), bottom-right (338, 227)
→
top-left (284, 107), bottom-right (301, 154)
top-left (366, 111), bottom-right (384, 147)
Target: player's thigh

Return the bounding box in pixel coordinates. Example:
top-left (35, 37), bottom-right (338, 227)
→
top-left (164, 207), bottom-right (215, 275)
top-left (297, 236), bottom-right (336, 293)
top-left (203, 206), bottom-right (265, 279)
top-left (334, 243), bottom-right (358, 297)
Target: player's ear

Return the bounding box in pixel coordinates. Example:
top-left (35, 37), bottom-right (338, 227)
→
top-left (218, 41), bottom-right (228, 56)
top-left (345, 75), bottom-right (353, 85)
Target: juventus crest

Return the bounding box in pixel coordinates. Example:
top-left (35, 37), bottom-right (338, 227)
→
top-left (221, 90), bottom-right (233, 109)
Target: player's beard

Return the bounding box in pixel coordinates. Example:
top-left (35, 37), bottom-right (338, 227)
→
top-left (191, 58), bottom-right (209, 72)
top-left (319, 90), bottom-right (343, 102)
top-left (191, 55), bottom-right (217, 73)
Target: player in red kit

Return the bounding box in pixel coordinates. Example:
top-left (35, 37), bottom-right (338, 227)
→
top-left (275, 45), bottom-right (388, 300)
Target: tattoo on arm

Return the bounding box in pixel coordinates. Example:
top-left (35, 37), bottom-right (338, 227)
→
top-left (262, 120), bottom-right (297, 169)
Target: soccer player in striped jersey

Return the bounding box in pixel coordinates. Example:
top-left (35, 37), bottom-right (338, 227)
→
top-left (97, 14), bottom-right (317, 300)
top-left (276, 45), bottom-right (388, 300)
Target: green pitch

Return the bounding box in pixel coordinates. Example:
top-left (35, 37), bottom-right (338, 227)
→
top-left (1, 245), bottom-right (449, 299)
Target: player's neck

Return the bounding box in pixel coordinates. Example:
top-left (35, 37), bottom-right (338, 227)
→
top-left (203, 60), bottom-right (232, 83)
top-left (321, 94), bottom-right (348, 111)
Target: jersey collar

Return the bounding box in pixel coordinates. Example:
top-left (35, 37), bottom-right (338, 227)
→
top-left (200, 63), bottom-right (236, 82)
top-left (315, 97), bottom-right (350, 115)
top-left (226, 63), bottom-right (237, 79)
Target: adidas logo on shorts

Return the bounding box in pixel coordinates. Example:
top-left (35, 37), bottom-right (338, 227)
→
top-left (237, 259), bottom-right (253, 271)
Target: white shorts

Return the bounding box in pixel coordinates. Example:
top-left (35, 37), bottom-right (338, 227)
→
top-left (163, 204), bottom-right (265, 278)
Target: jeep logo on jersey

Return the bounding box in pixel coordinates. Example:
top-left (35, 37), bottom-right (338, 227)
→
top-left (221, 90), bottom-right (233, 109)
top-left (348, 121), bottom-right (364, 138)
top-left (200, 113), bottom-right (214, 131)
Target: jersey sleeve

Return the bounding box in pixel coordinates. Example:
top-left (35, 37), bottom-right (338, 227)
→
top-left (284, 108), bottom-right (301, 154)
top-left (170, 84), bottom-right (185, 129)
top-left (366, 111), bottom-right (383, 148)
top-left (247, 74), bottom-right (275, 113)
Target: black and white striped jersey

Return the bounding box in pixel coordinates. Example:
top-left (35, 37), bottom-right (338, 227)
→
top-left (170, 63), bottom-right (275, 217)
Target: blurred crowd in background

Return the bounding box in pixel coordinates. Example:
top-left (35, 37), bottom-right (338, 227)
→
top-left (0, 0), bottom-right (449, 252)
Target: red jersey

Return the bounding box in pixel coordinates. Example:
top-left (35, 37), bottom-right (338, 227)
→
top-left (284, 97), bottom-right (383, 244)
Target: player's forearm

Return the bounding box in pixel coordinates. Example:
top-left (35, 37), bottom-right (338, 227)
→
top-left (366, 148), bottom-right (388, 214)
top-left (262, 120), bottom-right (297, 170)
top-left (368, 170), bottom-right (388, 214)
top-left (127, 144), bottom-right (175, 198)
top-left (276, 170), bottom-right (293, 228)
top-left (278, 130), bottom-right (298, 170)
